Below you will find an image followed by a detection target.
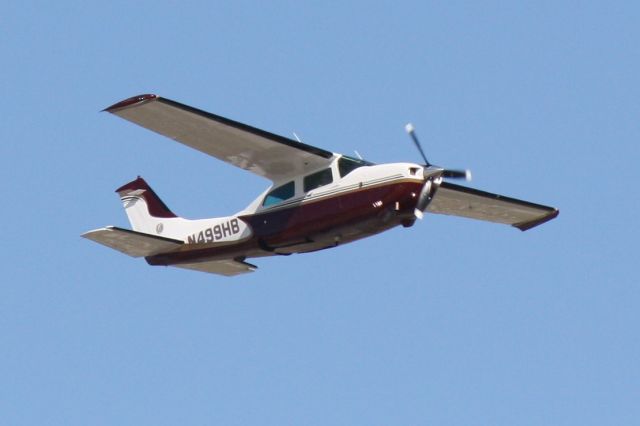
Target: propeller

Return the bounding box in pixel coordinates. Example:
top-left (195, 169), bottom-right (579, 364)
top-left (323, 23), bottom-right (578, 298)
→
top-left (405, 123), bottom-right (471, 219)
top-left (405, 123), bottom-right (472, 181)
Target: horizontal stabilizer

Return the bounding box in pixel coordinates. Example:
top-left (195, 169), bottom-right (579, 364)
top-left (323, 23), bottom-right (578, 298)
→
top-left (82, 226), bottom-right (183, 257)
top-left (428, 182), bottom-right (559, 231)
top-left (174, 259), bottom-right (257, 276)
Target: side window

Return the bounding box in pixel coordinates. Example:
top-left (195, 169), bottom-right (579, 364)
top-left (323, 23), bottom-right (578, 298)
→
top-left (304, 168), bottom-right (333, 192)
top-left (263, 181), bottom-right (295, 207)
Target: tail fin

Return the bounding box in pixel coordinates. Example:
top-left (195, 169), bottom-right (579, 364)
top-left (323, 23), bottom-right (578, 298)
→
top-left (116, 177), bottom-right (178, 234)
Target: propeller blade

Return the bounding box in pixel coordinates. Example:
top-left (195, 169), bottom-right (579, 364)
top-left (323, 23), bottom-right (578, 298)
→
top-left (442, 169), bottom-right (472, 181)
top-left (405, 123), bottom-right (430, 166)
top-left (405, 122), bottom-right (471, 182)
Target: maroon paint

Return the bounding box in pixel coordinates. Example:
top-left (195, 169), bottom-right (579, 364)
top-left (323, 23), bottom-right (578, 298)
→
top-left (145, 180), bottom-right (424, 266)
top-left (104, 94), bottom-right (157, 112)
top-left (116, 176), bottom-right (177, 218)
top-left (514, 209), bottom-right (559, 231)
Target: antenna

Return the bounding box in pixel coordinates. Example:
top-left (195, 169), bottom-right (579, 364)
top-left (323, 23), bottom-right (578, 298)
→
top-left (354, 150), bottom-right (363, 160)
top-left (293, 132), bottom-right (302, 143)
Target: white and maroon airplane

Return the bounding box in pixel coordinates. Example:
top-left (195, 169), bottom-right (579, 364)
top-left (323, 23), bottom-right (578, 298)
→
top-left (83, 94), bottom-right (558, 276)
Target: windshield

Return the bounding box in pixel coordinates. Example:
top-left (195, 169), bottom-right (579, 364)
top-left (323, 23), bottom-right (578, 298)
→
top-left (338, 155), bottom-right (372, 178)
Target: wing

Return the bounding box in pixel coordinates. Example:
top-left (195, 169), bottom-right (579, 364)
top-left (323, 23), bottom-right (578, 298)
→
top-left (82, 226), bottom-right (183, 257)
top-left (427, 182), bottom-right (559, 231)
top-left (174, 259), bottom-right (257, 276)
top-left (104, 94), bottom-right (334, 182)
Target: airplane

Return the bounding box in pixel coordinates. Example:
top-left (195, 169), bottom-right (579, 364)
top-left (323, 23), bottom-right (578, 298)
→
top-left (83, 94), bottom-right (559, 276)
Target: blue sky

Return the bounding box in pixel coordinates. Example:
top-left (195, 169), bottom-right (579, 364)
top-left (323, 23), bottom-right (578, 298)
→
top-left (2, 1), bottom-right (639, 424)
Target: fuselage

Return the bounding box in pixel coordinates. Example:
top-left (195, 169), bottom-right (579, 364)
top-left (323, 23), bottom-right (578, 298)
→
top-left (146, 158), bottom-right (434, 267)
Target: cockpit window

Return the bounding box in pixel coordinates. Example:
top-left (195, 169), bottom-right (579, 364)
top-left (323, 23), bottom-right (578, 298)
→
top-left (338, 156), bottom-right (372, 177)
top-left (263, 181), bottom-right (295, 207)
top-left (304, 168), bottom-right (333, 192)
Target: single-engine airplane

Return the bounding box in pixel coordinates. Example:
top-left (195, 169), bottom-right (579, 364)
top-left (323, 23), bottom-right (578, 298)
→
top-left (83, 94), bottom-right (559, 276)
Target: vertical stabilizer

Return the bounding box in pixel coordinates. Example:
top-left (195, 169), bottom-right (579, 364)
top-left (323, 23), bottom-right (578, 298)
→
top-left (116, 177), bottom-right (177, 235)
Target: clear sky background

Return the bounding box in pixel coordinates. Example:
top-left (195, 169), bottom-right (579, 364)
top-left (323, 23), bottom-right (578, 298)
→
top-left (2, 1), bottom-right (639, 425)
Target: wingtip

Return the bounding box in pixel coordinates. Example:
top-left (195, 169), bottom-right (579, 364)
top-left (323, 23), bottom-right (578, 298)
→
top-left (514, 208), bottom-right (559, 231)
top-left (103, 94), bottom-right (158, 112)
